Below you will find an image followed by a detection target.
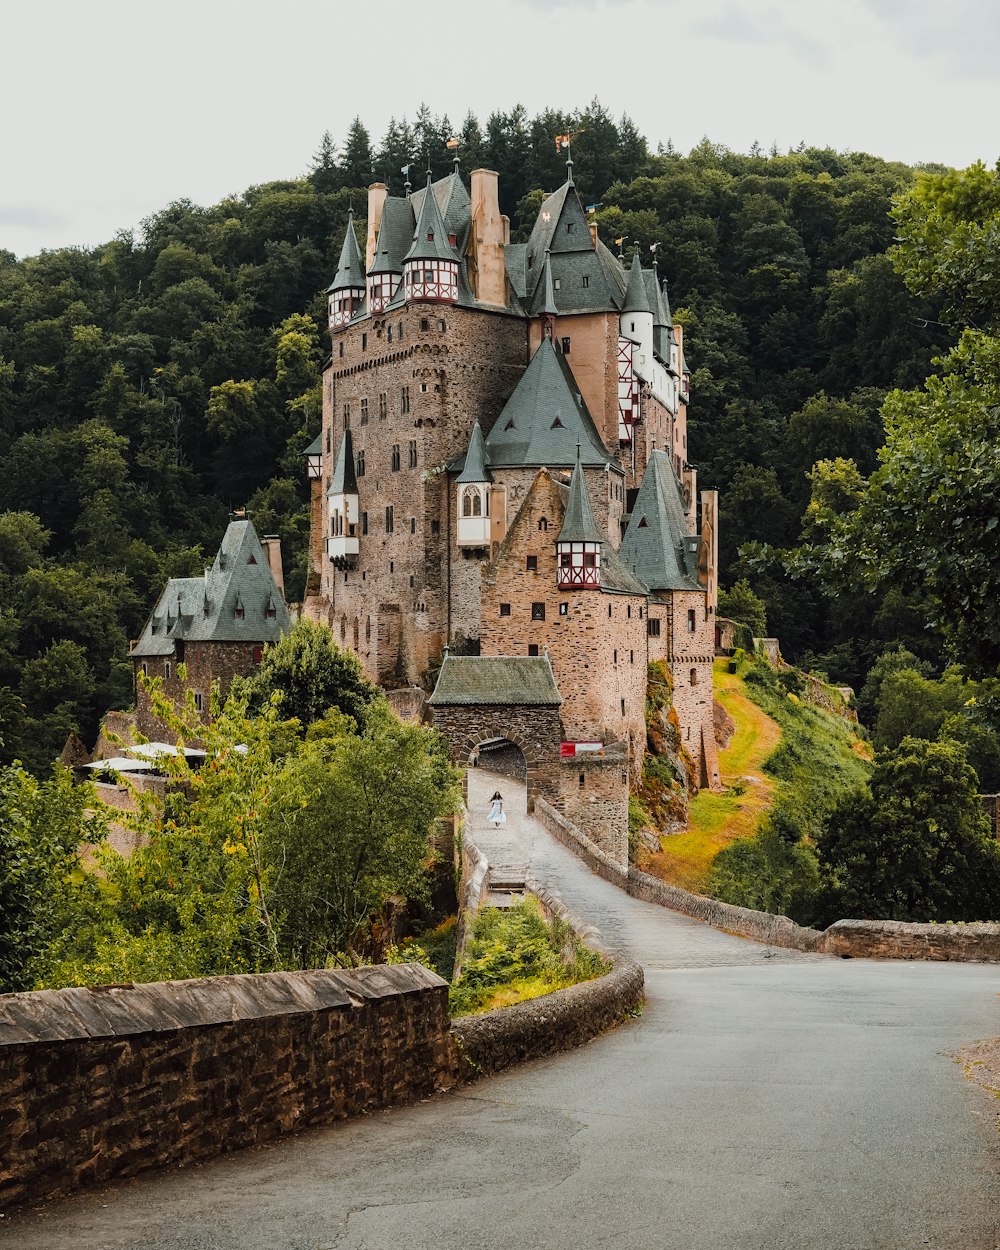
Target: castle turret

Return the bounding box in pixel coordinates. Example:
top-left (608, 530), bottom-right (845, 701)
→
top-left (403, 173), bottom-right (459, 303)
top-left (326, 429), bottom-right (359, 568)
top-left (456, 421), bottom-right (492, 549)
top-left (368, 211), bottom-right (403, 313)
top-left (620, 249), bottom-right (654, 375)
top-left (540, 248), bottom-right (558, 342)
top-left (327, 209), bottom-right (366, 330)
top-left (556, 448), bottom-right (603, 589)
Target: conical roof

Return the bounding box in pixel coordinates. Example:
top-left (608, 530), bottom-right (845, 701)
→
top-left (541, 249), bottom-right (558, 317)
top-left (483, 337), bottom-right (613, 469)
top-left (621, 249), bottom-right (652, 314)
top-left (327, 210), bottom-right (366, 293)
top-left (404, 174), bottom-right (459, 264)
top-left (558, 448), bottom-right (604, 544)
top-left (619, 450), bottom-right (701, 592)
top-left (327, 428), bottom-right (358, 497)
top-left (457, 420), bottom-right (492, 484)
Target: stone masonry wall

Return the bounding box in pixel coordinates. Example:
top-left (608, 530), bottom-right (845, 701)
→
top-left (133, 640), bottom-right (263, 743)
top-left (556, 748), bottom-right (629, 868)
top-left (310, 304), bottom-right (526, 685)
top-left (0, 965), bottom-right (450, 1210)
top-left (428, 701), bottom-right (563, 803)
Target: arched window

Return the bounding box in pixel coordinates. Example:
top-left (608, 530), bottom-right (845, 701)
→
top-left (690, 668), bottom-right (698, 686)
top-left (462, 486), bottom-right (483, 517)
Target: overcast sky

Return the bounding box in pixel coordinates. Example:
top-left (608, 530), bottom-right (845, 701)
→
top-left (2, 0), bottom-right (998, 259)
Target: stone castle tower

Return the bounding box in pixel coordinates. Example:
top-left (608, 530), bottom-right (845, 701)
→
top-left (304, 156), bottom-right (720, 856)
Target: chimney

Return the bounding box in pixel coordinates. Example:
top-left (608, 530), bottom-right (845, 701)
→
top-left (698, 490), bottom-right (719, 612)
top-left (261, 535), bottom-right (285, 597)
top-left (469, 169), bottom-right (507, 306)
top-left (589, 222), bottom-right (598, 247)
top-left (366, 182), bottom-right (387, 269)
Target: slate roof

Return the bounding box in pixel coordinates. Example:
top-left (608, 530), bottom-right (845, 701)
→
top-left (404, 174), bottom-right (460, 264)
top-left (622, 251), bottom-right (652, 314)
top-left (457, 421), bottom-right (492, 484)
top-left (327, 210), bottom-right (366, 293)
top-left (521, 178), bottom-right (625, 316)
top-left (557, 453), bottom-right (604, 544)
top-left (132, 520), bottom-right (290, 658)
top-left (427, 655), bottom-right (562, 706)
top-left (303, 432), bottom-right (322, 457)
top-left (368, 197), bottom-right (414, 274)
top-left (548, 479), bottom-right (649, 597)
top-left (541, 250), bottom-right (558, 317)
top-left (619, 450), bottom-right (702, 592)
top-left (328, 428), bottom-right (358, 496)
top-left (483, 338), bottom-right (615, 470)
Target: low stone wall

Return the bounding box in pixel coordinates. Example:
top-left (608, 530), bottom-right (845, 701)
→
top-left (819, 919), bottom-right (1000, 961)
top-left (626, 868), bottom-right (822, 951)
top-left (450, 953), bottom-right (644, 1082)
top-left (384, 686), bottom-right (427, 723)
top-left (534, 797), bottom-right (629, 884)
top-left (0, 965), bottom-right (450, 1210)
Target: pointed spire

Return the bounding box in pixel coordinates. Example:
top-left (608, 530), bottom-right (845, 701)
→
top-left (327, 208), bottom-right (366, 293)
top-left (404, 173), bottom-right (459, 263)
top-left (457, 421), bottom-right (492, 483)
top-left (558, 444), bottom-right (604, 544)
top-left (327, 428), bottom-right (358, 497)
top-left (566, 145), bottom-right (574, 187)
top-left (660, 275), bottom-right (673, 326)
top-left (622, 248), bottom-right (652, 314)
top-left (541, 248), bottom-right (558, 319)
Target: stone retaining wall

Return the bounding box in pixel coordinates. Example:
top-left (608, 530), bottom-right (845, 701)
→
top-left (0, 965), bottom-right (449, 1210)
top-left (820, 919), bottom-right (1000, 961)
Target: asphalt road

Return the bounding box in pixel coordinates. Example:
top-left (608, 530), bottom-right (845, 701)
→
top-left (7, 772), bottom-right (1000, 1250)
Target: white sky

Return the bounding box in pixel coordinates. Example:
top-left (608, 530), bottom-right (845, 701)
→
top-left (2, 0), bottom-right (999, 258)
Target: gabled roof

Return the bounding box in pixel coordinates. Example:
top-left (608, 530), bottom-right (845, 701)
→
top-left (522, 177), bottom-right (624, 315)
top-left (558, 452), bottom-right (604, 544)
top-left (328, 428), bottom-right (358, 497)
top-left (622, 251), bottom-right (652, 314)
top-left (457, 420), bottom-right (492, 484)
top-left (619, 450), bottom-right (702, 593)
top-left (428, 654), bottom-right (562, 706)
top-left (368, 197), bottom-right (414, 275)
top-left (132, 519), bottom-right (290, 656)
top-left (483, 337), bottom-right (615, 470)
top-left (303, 432), bottom-right (322, 457)
top-left (404, 174), bottom-right (460, 264)
top-left (327, 209), bottom-right (365, 293)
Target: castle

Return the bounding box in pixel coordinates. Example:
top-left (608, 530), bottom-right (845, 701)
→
top-left (302, 155), bottom-right (720, 865)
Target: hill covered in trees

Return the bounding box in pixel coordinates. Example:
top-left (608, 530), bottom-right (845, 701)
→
top-left (0, 101), bottom-right (968, 770)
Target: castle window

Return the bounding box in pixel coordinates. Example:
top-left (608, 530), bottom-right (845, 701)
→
top-left (499, 603), bottom-right (511, 617)
top-left (526, 555), bottom-right (537, 571)
top-left (688, 609), bottom-right (696, 632)
top-left (164, 661), bottom-right (171, 680)
top-left (420, 318), bottom-right (430, 331)
top-left (253, 645), bottom-right (263, 664)
top-left (408, 440), bottom-right (418, 468)
top-left (566, 222), bottom-right (574, 234)
top-left (360, 398), bottom-right (369, 424)
top-left (356, 450), bottom-right (365, 477)
top-left (621, 699), bottom-right (626, 716)
top-left (401, 386), bottom-right (410, 414)
top-left (399, 322), bottom-right (404, 339)
top-left (582, 275), bottom-right (590, 288)
top-left (194, 692), bottom-right (204, 713)
top-left (462, 486), bottom-right (483, 517)
top-left (326, 429), bottom-right (331, 452)
top-left (234, 605), bottom-right (245, 620)
top-left (343, 403), bottom-right (350, 427)
top-left (361, 511), bottom-right (368, 535)
top-left (339, 342), bottom-right (344, 358)
top-left (554, 278), bottom-right (561, 290)
top-left (361, 333), bottom-right (367, 350)
top-left (630, 649), bottom-right (634, 664)
top-left (561, 337), bottom-right (571, 355)
top-left (141, 662), bottom-right (149, 677)
top-left (559, 602), bottom-right (568, 617)
top-left (579, 771), bottom-right (585, 788)
top-left (379, 392), bottom-right (387, 419)
top-left (410, 517), bottom-right (416, 533)
top-left (267, 605), bottom-right (276, 619)
top-left (690, 668), bottom-right (698, 686)
top-left (366, 617), bottom-right (371, 642)
top-left (391, 444), bottom-right (401, 471)
top-left (528, 644), bottom-right (539, 656)
top-left (627, 605), bottom-right (631, 618)
top-left (438, 319), bottom-right (446, 331)
top-left (387, 326), bottom-right (392, 344)
top-left (608, 604), bottom-right (612, 618)
top-left (531, 602), bottom-right (545, 621)
top-left (385, 506), bottom-right (394, 533)
top-left (538, 517), bottom-right (548, 531)
top-left (613, 649), bottom-right (618, 664)
top-left (420, 382), bottom-right (429, 393)
top-left (409, 575), bottom-right (415, 588)
top-left (648, 618), bottom-right (660, 637)
top-left (431, 519), bottom-right (440, 535)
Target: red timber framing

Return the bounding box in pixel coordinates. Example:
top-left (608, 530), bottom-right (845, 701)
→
top-left (557, 541), bottom-right (601, 588)
top-left (617, 336), bottom-right (639, 443)
top-left (404, 260), bottom-right (459, 302)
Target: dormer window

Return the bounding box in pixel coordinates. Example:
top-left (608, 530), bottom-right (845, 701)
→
top-left (247, 554), bottom-right (257, 564)
top-left (266, 605), bottom-right (276, 619)
top-left (426, 231), bottom-right (434, 241)
top-left (234, 605), bottom-right (245, 619)
top-left (566, 223), bottom-right (574, 233)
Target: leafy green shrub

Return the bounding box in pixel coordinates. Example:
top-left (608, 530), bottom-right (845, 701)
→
top-left (449, 898), bottom-right (607, 1017)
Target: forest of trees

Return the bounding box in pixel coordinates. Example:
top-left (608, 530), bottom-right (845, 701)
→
top-left (0, 99), bottom-right (993, 776)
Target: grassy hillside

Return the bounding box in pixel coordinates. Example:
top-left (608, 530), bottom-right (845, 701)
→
top-left (639, 656), bottom-right (870, 905)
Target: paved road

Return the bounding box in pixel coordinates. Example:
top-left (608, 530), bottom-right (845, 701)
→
top-left (8, 772), bottom-right (1000, 1250)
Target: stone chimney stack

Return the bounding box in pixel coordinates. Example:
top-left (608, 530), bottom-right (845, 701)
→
top-left (469, 169), bottom-right (507, 306)
top-left (261, 535), bottom-right (285, 598)
top-left (366, 182), bottom-right (387, 269)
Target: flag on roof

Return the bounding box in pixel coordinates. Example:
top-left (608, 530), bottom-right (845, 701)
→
top-left (446, 136), bottom-right (460, 150)
top-left (555, 133), bottom-right (571, 152)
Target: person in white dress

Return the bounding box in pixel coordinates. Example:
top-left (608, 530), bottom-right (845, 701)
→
top-left (487, 791), bottom-right (506, 826)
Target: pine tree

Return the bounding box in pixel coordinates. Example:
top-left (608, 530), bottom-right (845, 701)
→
top-left (340, 117), bottom-right (373, 190)
top-left (309, 130), bottom-right (340, 193)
